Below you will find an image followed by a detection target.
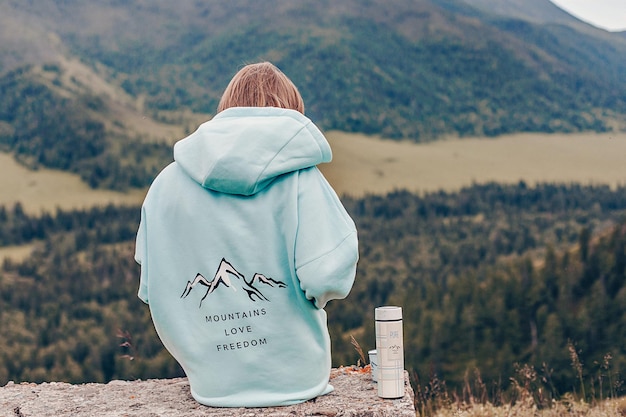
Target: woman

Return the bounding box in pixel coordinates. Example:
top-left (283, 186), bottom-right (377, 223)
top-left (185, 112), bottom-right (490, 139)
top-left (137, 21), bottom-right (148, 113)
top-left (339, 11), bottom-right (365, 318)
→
top-left (135, 62), bottom-right (359, 407)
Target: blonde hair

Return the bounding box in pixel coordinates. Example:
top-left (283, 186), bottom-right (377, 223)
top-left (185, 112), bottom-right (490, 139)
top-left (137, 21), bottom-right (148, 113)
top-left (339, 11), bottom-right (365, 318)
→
top-left (217, 62), bottom-right (305, 114)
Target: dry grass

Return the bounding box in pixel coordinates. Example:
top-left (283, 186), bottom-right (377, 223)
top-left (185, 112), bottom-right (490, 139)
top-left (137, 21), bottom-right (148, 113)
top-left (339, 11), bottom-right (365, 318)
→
top-left (321, 130), bottom-right (626, 197)
top-left (421, 385), bottom-right (626, 417)
top-left (430, 398), bottom-right (625, 416)
top-left (411, 343), bottom-right (626, 417)
top-left (0, 153), bottom-right (145, 215)
top-left (414, 372), bottom-right (626, 417)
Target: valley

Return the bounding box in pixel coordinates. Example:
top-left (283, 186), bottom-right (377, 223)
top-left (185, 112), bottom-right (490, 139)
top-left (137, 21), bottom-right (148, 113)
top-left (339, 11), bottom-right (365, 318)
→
top-left (2, 131), bottom-right (624, 215)
top-left (1, 1), bottom-right (625, 408)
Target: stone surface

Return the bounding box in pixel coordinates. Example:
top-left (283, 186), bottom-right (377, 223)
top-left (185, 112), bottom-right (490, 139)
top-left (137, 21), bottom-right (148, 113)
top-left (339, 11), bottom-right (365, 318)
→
top-left (0, 367), bottom-right (415, 417)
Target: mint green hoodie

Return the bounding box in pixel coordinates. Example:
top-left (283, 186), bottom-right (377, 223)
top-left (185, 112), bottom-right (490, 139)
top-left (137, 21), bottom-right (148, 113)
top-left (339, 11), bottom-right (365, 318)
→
top-left (135, 107), bottom-right (358, 407)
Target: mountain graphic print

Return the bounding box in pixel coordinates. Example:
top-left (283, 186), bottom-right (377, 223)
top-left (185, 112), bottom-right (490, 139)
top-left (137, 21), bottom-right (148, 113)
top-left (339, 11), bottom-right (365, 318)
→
top-left (181, 258), bottom-right (287, 307)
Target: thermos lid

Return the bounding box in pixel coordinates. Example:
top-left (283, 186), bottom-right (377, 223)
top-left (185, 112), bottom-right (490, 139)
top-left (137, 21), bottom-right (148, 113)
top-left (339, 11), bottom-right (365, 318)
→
top-left (375, 306), bottom-right (402, 321)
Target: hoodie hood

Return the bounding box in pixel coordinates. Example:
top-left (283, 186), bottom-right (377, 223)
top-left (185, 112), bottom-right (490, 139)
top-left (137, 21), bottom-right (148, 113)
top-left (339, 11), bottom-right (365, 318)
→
top-left (173, 107), bottom-right (332, 195)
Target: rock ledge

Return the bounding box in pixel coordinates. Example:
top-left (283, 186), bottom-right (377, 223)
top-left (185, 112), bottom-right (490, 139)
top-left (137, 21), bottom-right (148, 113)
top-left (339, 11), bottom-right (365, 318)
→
top-left (1, 367), bottom-right (415, 417)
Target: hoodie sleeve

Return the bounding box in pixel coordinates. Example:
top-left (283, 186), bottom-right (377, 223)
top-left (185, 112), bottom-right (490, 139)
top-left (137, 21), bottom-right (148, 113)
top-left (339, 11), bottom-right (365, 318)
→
top-left (295, 168), bottom-right (358, 309)
top-left (135, 206), bottom-right (149, 304)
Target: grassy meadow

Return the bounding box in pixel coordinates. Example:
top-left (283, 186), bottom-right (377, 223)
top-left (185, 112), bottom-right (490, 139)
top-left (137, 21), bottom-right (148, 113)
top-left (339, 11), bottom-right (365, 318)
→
top-left (3, 131), bottom-right (626, 215)
top-left (322, 130), bottom-right (626, 197)
top-left (0, 152), bottom-right (146, 215)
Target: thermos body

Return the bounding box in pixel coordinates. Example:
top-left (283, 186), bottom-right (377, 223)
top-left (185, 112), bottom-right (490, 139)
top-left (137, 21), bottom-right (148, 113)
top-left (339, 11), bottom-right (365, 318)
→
top-left (374, 306), bottom-right (404, 398)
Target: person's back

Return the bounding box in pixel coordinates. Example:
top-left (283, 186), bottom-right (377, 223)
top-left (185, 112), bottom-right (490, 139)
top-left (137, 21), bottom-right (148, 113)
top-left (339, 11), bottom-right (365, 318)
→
top-left (135, 63), bottom-right (359, 407)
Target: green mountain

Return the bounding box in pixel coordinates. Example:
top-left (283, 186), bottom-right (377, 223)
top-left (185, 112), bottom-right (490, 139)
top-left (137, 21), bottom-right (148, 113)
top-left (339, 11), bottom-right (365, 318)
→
top-left (1, 0), bottom-right (626, 189)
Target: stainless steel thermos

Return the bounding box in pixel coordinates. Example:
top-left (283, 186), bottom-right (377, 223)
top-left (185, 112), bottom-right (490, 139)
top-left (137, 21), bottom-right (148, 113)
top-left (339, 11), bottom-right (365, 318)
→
top-left (374, 306), bottom-right (404, 398)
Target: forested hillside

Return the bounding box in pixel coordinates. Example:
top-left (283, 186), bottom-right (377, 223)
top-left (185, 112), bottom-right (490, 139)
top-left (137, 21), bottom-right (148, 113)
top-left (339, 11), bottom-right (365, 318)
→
top-left (1, 184), bottom-right (624, 401)
top-left (1, 0), bottom-right (625, 192)
top-left (335, 184), bottom-right (626, 398)
top-left (0, 65), bottom-right (173, 190)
